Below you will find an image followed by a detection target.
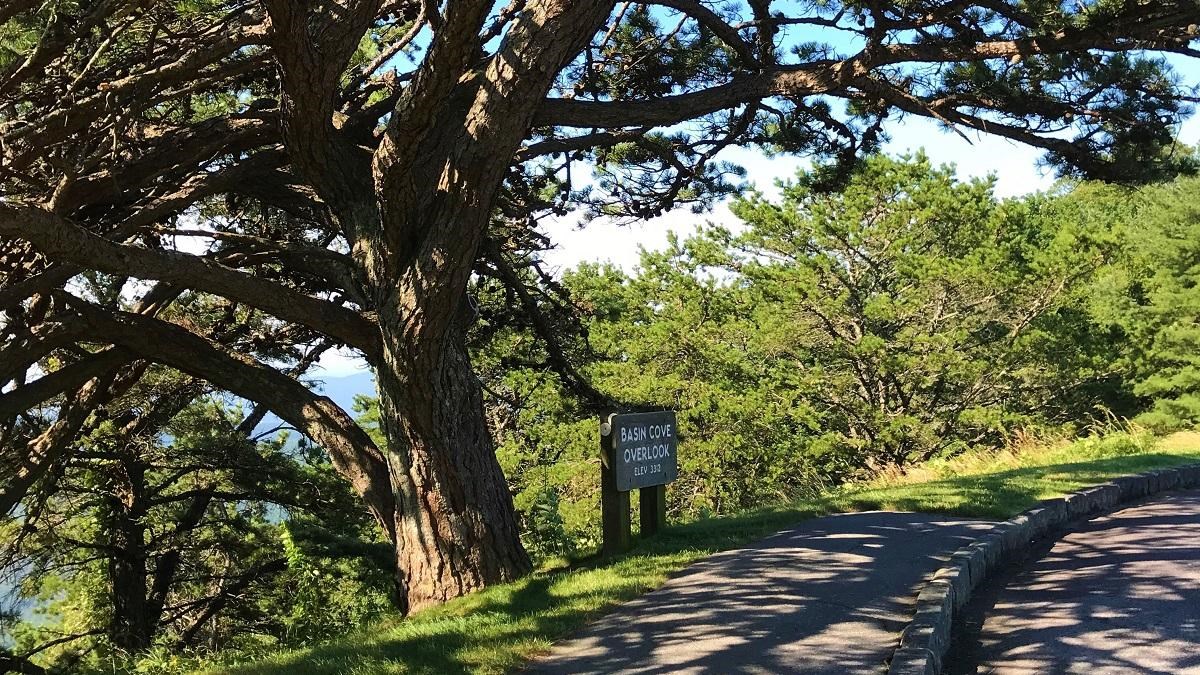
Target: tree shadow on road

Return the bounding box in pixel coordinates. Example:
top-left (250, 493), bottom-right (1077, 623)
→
top-left (530, 512), bottom-right (993, 675)
top-left (945, 490), bottom-right (1200, 675)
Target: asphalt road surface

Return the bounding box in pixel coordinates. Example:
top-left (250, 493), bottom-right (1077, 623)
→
top-left (529, 511), bottom-right (994, 675)
top-left (947, 489), bottom-right (1200, 675)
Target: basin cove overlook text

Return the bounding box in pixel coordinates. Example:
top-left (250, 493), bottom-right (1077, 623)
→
top-left (618, 421), bottom-right (675, 465)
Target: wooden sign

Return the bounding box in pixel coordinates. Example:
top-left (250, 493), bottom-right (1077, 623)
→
top-left (607, 410), bottom-right (679, 491)
top-left (600, 410), bottom-right (678, 555)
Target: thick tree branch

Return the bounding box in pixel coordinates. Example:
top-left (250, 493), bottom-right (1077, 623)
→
top-left (52, 116), bottom-right (277, 213)
top-left (0, 150), bottom-right (294, 312)
top-left (265, 0), bottom-right (384, 229)
top-left (0, 349), bottom-right (131, 422)
top-left (59, 295), bottom-right (396, 540)
top-left (536, 19), bottom-right (1200, 128)
top-left (0, 204), bottom-right (381, 360)
top-left (374, 0), bottom-right (615, 349)
top-left (0, 648), bottom-right (47, 675)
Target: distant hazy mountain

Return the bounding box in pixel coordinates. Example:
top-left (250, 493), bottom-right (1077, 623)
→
top-left (307, 370), bottom-right (376, 414)
top-left (251, 370), bottom-right (376, 441)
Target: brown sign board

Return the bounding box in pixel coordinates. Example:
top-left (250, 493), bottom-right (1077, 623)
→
top-left (605, 410), bottom-right (678, 491)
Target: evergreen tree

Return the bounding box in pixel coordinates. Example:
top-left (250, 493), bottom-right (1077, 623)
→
top-left (3, 0), bottom-right (1199, 610)
top-left (1088, 171), bottom-right (1200, 429)
top-left (476, 155), bottom-right (1124, 530)
top-left (2, 380), bottom-right (391, 672)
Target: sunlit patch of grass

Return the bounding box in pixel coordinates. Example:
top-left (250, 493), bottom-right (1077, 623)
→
top-left (829, 429), bottom-right (1200, 518)
top-left (198, 430), bottom-right (1200, 675)
top-left (199, 548), bottom-right (723, 675)
top-left (1155, 430), bottom-right (1200, 452)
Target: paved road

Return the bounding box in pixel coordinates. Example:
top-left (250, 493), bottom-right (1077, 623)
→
top-left (948, 489), bottom-right (1200, 675)
top-left (530, 512), bottom-right (994, 675)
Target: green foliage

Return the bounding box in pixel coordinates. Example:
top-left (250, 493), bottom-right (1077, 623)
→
top-left (568, 246), bottom-right (833, 513)
top-left (519, 482), bottom-right (574, 561)
top-left (0, 17), bottom-right (37, 70)
top-left (1085, 171), bottom-right (1200, 431)
top-left (722, 153), bottom-right (1114, 466)
top-left (939, 52), bottom-right (1197, 183)
top-left (575, 4), bottom-right (732, 101)
top-left (482, 154), bottom-right (1124, 553)
top-left (275, 522), bottom-right (392, 646)
top-left (2, 385), bottom-right (393, 674)
top-left (17, 153), bottom-right (1200, 671)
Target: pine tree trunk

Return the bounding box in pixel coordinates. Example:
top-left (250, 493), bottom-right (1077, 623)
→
top-left (106, 457), bottom-right (153, 653)
top-left (374, 302), bottom-right (531, 612)
top-left (270, 0), bottom-right (612, 612)
top-left (109, 540), bottom-right (152, 652)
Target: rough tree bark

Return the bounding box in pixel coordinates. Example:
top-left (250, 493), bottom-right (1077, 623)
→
top-left (376, 322), bottom-right (529, 607)
top-left (351, 0), bottom-right (619, 611)
top-left (238, 0), bottom-right (620, 609)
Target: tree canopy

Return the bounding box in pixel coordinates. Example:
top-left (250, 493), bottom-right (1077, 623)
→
top-left (2, 0), bottom-right (1199, 629)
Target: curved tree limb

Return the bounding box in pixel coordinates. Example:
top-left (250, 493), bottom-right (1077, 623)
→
top-left (0, 204), bottom-right (381, 360)
top-left (536, 17), bottom-right (1200, 129)
top-left (0, 149), bottom-right (294, 312)
top-left (0, 349), bottom-right (132, 422)
top-left (59, 294), bottom-right (397, 540)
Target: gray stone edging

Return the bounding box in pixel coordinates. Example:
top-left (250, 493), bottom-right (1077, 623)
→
top-left (886, 463), bottom-right (1200, 675)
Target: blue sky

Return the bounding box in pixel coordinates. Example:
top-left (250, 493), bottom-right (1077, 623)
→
top-left (307, 6), bottom-right (1200, 378)
top-left (539, 109), bottom-right (1200, 272)
top-left (534, 22), bottom-right (1200, 272)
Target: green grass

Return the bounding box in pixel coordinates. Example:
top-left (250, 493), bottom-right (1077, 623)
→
top-left (200, 430), bottom-right (1200, 675)
top-left (826, 430), bottom-right (1200, 518)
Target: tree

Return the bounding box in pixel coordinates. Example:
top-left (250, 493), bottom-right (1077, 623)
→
top-left (721, 154), bottom-right (1117, 465)
top-left (0, 369), bottom-right (391, 671)
top-left (563, 248), bottom-right (832, 515)
top-left (2, 0), bottom-right (1198, 611)
top-left (467, 155), bottom-right (1129, 540)
top-left (1085, 171), bottom-right (1200, 430)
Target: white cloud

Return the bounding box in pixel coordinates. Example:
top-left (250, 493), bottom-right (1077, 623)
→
top-left (538, 203), bottom-right (737, 273)
top-left (312, 348), bottom-right (370, 378)
top-left (540, 113), bottom-right (1200, 272)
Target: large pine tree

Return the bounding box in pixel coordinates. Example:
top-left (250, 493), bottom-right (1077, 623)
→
top-left (2, 0), bottom-right (1198, 612)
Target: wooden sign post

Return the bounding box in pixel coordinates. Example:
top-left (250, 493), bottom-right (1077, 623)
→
top-left (600, 410), bottom-right (678, 556)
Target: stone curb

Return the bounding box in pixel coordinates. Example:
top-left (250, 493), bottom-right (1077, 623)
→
top-left (885, 463), bottom-right (1200, 675)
